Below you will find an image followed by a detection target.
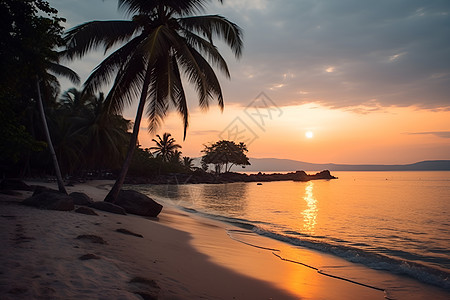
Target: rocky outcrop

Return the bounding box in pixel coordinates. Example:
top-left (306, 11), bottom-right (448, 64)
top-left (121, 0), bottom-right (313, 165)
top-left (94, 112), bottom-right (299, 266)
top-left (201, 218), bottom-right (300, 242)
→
top-left (22, 192), bottom-right (74, 211)
top-left (70, 192), bottom-right (94, 206)
top-left (115, 190), bottom-right (163, 217)
top-left (89, 201), bottom-right (126, 215)
top-left (125, 169), bottom-right (337, 185)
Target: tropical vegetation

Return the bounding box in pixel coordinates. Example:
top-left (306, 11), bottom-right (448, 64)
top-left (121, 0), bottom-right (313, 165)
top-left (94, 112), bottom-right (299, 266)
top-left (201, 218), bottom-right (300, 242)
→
top-left (1, 0), bottom-right (246, 189)
top-left (201, 140), bottom-right (250, 174)
top-left (63, 0), bottom-right (243, 202)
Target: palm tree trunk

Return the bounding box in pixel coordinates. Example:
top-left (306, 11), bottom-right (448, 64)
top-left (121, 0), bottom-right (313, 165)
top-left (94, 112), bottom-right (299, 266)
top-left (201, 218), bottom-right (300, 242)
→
top-left (36, 78), bottom-right (67, 194)
top-left (104, 68), bottom-right (152, 203)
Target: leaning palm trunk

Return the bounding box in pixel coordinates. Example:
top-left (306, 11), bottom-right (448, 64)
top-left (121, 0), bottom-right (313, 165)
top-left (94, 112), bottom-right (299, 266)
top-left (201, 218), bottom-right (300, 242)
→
top-left (36, 78), bottom-right (67, 194)
top-left (64, 0), bottom-right (243, 203)
top-left (104, 65), bottom-right (152, 203)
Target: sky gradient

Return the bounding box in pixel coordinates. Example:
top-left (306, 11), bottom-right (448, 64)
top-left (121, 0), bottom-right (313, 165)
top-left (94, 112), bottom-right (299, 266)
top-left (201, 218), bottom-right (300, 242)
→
top-left (50, 0), bottom-right (450, 164)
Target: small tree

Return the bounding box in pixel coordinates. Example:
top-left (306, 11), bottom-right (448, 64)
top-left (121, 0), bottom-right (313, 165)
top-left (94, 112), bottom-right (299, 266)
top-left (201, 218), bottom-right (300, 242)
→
top-left (201, 140), bottom-right (250, 174)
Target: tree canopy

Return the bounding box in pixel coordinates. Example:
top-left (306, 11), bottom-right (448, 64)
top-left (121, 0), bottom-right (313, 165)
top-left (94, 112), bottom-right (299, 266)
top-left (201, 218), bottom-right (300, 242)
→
top-left (201, 140), bottom-right (250, 174)
top-left (64, 0), bottom-right (243, 202)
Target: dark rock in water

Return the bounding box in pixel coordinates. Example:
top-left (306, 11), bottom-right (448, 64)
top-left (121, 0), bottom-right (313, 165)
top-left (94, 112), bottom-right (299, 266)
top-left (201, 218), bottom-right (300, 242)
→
top-left (293, 170), bottom-right (336, 181)
top-left (115, 190), bottom-right (163, 217)
top-left (75, 207), bottom-right (98, 216)
top-left (32, 185), bottom-right (59, 196)
top-left (0, 179), bottom-right (32, 191)
top-left (22, 192), bottom-right (74, 211)
top-left (70, 192), bottom-right (94, 206)
top-left (90, 201), bottom-right (126, 215)
top-left (310, 170), bottom-right (337, 180)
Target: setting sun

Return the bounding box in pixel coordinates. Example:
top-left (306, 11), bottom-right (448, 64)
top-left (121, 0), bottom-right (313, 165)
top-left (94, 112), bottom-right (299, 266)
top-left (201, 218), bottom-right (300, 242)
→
top-left (305, 131), bottom-right (314, 139)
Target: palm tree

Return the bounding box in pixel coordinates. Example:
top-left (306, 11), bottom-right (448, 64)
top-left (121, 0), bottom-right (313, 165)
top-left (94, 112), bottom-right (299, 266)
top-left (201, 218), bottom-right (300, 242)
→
top-left (55, 88), bottom-right (131, 175)
top-left (78, 92), bottom-right (131, 172)
top-left (182, 156), bottom-right (194, 171)
top-left (59, 87), bottom-right (93, 115)
top-left (64, 0), bottom-right (243, 203)
top-left (150, 133), bottom-right (181, 162)
top-left (36, 53), bottom-right (80, 193)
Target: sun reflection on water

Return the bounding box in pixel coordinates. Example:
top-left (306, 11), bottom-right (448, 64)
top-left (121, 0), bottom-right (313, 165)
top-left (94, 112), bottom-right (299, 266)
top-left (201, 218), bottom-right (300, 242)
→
top-left (302, 182), bottom-right (318, 233)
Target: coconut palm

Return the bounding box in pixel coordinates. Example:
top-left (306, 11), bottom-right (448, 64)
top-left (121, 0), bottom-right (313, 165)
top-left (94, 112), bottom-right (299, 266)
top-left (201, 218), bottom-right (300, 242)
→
top-left (36, 53), bottom-right (80, 193)
top-left (64, 0), bottom-right (243, 202)
top-left (182, 156), bottom-right (194, 171)
top-left (55, 89), bottom-right (131, 174)
top-left (150, 132), bottom-right (181, 162)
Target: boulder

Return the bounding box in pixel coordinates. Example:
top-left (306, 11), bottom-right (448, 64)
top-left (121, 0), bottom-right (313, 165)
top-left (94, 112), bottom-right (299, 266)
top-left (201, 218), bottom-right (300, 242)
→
top-left (90, 201), bottom-right (126, 215)
top-left (115, 190), bottom-right (163, 217)
top-left (70, 192), bottom-right (94, 206)
top-left (22, 192), bottom-right (74, 211)
top-left (75, 207), bottom-right (98, 216)
top-left (32, 185), bottom-right (59, 196)
top-left (0, 179), bottom-right (32, 191)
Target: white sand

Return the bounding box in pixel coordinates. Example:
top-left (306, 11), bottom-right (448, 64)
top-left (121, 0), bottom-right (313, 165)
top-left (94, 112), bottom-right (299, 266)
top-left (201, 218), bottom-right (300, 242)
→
top-left (2, 180), bottom-right (439, 299)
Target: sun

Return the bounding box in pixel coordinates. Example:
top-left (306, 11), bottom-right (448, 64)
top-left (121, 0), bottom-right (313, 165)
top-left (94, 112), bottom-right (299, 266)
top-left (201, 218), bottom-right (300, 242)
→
top-left (305, 131), bottom-right (314, 139)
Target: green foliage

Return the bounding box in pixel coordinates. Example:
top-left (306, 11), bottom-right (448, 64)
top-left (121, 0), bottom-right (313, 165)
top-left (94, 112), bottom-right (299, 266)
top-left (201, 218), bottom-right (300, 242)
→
top-left (0, 0), bottom-right (67, 101)
top-left (128, 147), bottom-right (159, 177)
top-left (150, 133), bottom-right (182, 163)
top-left (0, 96), bottom-right (45, 174)
top-left (64, 0), bottom-right (243, 201)
top-left (201, 140), bottom-right (250, 174)
top-left (49, 89), bottom-right (131, 175)
top-left (0, 0), bottom-right (71, 177)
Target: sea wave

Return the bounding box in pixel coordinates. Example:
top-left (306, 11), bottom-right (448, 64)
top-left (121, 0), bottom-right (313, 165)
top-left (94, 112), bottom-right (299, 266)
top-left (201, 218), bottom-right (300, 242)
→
top-left (179, 205), bottom-right (450, 291)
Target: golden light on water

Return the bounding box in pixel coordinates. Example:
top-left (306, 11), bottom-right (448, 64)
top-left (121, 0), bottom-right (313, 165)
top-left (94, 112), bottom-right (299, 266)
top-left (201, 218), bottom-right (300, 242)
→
top-left (302, 182), bottom-right (318, 233)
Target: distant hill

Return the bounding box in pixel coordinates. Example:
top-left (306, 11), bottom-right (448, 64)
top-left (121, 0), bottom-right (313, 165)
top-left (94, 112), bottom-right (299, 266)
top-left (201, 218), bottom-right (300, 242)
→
top-left (235, 159), bottom-right (450, 172)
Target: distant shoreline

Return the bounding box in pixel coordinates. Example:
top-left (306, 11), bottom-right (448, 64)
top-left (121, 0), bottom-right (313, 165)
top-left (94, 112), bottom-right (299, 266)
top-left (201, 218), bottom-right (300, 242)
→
top-left (125, 170), bottom-right (337, 185)
top-left (237, 159), bottom-right (450, 172)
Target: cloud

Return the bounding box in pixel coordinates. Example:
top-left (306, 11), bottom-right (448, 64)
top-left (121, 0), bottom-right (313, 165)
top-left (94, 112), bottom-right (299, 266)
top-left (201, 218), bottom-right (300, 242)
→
top-left (50, 0), bottom-right (450, 111)
top-left (209, 0), bottom-right (450, 110)
top-left (406, 131), bottom-right (450, 138)
top-left (189, 130), bottom-right (221, 136)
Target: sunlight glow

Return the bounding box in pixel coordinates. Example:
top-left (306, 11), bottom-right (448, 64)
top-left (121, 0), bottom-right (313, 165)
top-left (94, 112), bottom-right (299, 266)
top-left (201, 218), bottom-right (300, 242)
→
top-left (305, 131), bottom-right (314, 139)
top-left (302, 182), bottom-right (318, 233)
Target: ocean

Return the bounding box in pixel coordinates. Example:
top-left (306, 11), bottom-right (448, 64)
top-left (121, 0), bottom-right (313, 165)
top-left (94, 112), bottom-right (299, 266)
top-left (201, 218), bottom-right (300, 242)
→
top-left (131, 171), bottom-right (450, 299)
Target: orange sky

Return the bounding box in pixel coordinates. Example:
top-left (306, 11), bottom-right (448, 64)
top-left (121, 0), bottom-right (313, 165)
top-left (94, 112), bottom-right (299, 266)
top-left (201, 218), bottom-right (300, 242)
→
top-left (130, 99), bottom-right (450, 164)
top-left (49, 0), bottom-right (450, 165)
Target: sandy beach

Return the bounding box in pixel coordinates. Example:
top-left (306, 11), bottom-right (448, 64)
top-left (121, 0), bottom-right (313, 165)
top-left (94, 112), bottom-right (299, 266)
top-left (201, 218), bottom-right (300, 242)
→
top-left (0, 180), bottom-right (398, 299)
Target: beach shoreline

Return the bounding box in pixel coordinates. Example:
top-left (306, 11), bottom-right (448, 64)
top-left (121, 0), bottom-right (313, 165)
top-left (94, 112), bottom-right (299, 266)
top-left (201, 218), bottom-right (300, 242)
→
top-left (0, 180), bottom-right (447, 299)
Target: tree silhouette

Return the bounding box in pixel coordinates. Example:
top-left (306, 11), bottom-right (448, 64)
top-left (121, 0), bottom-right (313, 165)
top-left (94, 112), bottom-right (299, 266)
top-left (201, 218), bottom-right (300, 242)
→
top-left (64, 0), bottom-right (243, 202)
top-left (150, 133), bottom-right (181, 163)
top-left (201, 140), bottom-right (250, 174)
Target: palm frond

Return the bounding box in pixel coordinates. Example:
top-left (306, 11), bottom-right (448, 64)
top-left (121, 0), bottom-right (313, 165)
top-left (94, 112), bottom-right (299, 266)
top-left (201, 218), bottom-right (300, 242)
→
top-left (46, 61), bottom-right (81, 85)
top-left (179, 15), bottom-right (243, 58)
top-left (183, 31), bottom-right (230, 78)
top-left (146, 68), bottom-right (169, 134)
top-left (118, 0), bottom-right (221, 17)
top-left (83, 35), bottom-right (145, 96)
top-left (64, 20), bottom-right (138, 59)
top-left (169, 55), bottom-right (189, 139)
top-left (176, 41), bottom-right (223, 111)
top-left (103, 52), bottom-right (147, 114)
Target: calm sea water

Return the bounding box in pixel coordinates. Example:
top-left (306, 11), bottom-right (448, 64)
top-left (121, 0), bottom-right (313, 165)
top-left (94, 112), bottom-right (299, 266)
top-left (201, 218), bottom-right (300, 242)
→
top-left (132, 171), bottom-right (450, 297)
